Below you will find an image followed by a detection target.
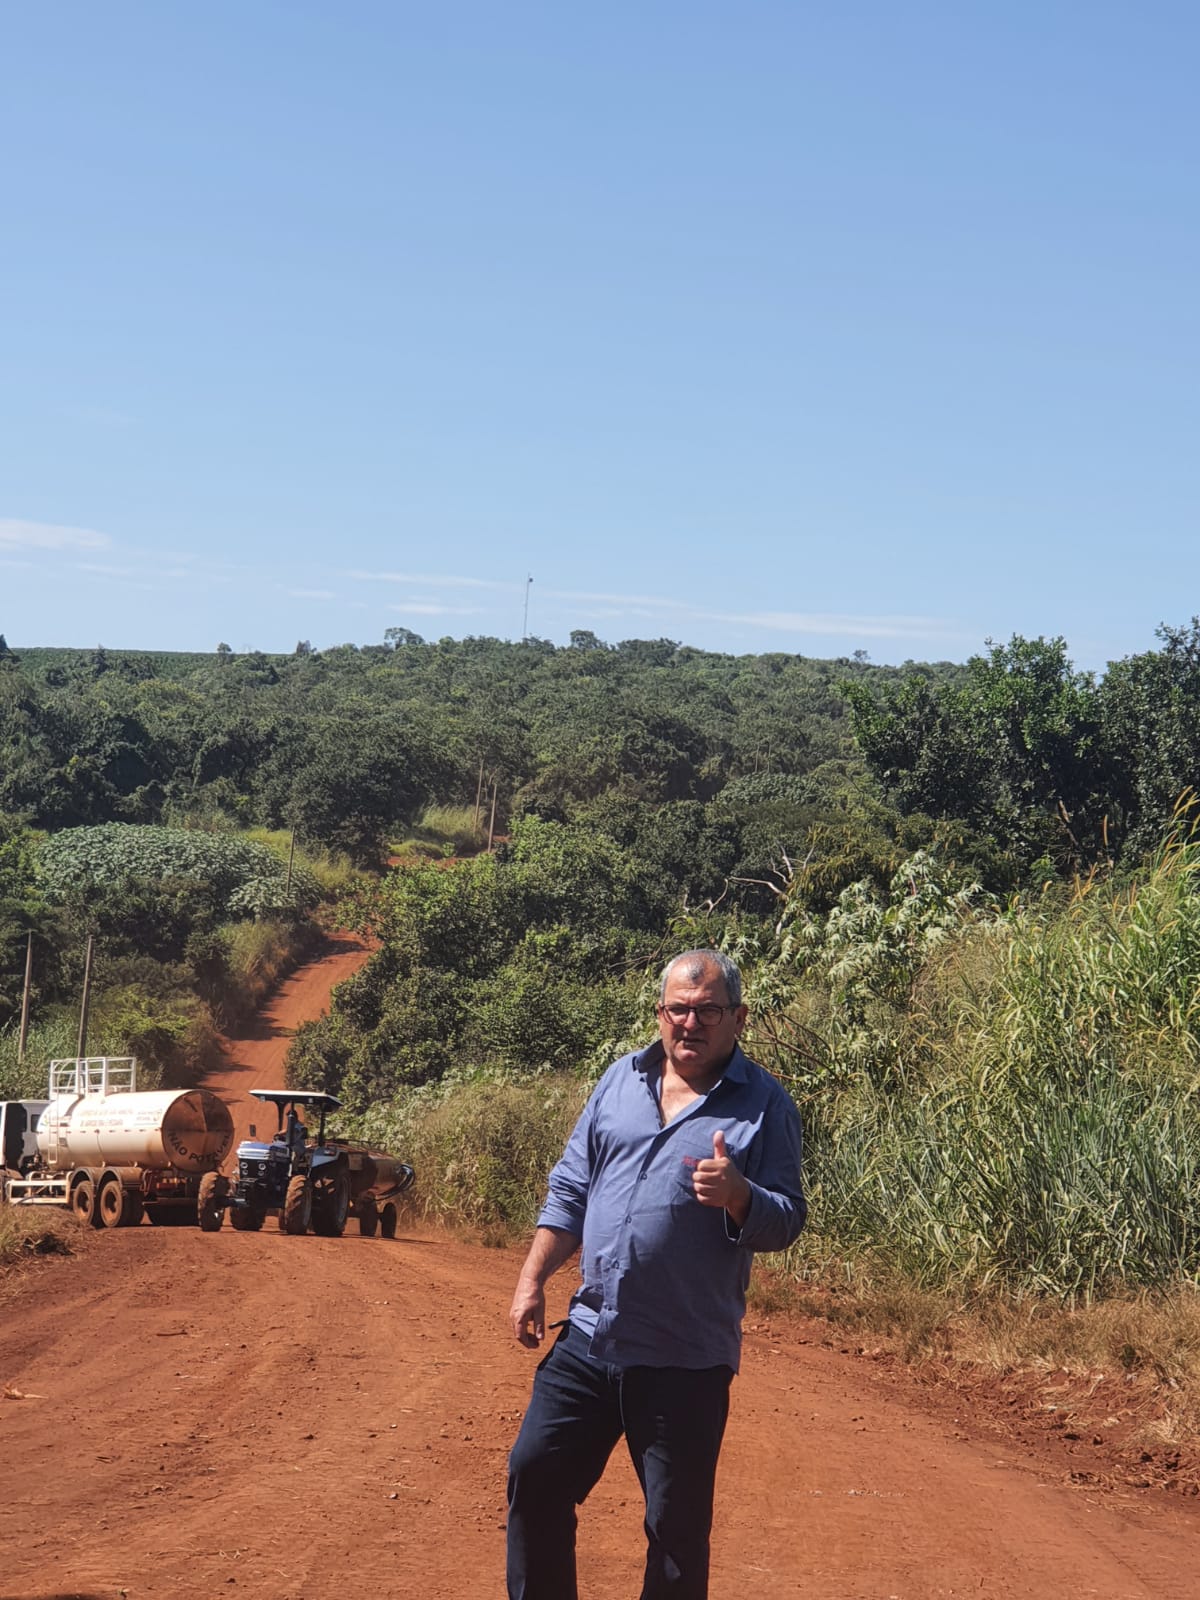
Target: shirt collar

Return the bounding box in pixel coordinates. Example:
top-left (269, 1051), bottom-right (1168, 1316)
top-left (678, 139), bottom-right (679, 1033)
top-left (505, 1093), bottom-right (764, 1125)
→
top-left (633, 1038), bottom-right (751, 1085)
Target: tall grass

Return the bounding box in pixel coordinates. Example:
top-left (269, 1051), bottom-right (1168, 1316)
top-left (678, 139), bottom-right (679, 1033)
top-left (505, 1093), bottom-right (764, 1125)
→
top-left (809, 1067), bottom-right (1200, 1297)
top-left (788, 832), bottom-right (1200, 1300)
top-left (215, 916), bottom-right (319, 1023)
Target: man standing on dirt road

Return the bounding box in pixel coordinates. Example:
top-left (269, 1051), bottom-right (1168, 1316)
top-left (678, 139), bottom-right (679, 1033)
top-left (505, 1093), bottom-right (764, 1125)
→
top-left (506, 948), bottom-right (806, 1600)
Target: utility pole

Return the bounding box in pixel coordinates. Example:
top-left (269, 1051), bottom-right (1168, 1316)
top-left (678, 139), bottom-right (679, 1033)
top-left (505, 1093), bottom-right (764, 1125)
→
top-left (473, 754), bottom-right (485, 837)
top-left (285, 828), bottom-right (296, 900)
top-left (522, 574), bottom-right (533, 640)
top-left (487, 782), bottom-right (499, 852)
top-left (17, 932), bottom-right (32, 1063)
top-left (76, 935), bottom-right (95, 1060)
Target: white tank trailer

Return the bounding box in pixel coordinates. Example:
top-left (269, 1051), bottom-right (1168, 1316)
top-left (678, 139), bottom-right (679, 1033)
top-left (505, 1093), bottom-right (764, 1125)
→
top-left (0, 1057), bottom-right (233, 1229)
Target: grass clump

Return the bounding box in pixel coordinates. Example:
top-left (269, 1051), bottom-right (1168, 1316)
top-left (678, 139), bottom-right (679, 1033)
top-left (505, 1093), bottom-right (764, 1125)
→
top-left (244, 827), bottom-right (365, 900)
top-left (389, 803), bottom-right (485, 863)
top-left (0, 1204), bottom-right (80, 1270)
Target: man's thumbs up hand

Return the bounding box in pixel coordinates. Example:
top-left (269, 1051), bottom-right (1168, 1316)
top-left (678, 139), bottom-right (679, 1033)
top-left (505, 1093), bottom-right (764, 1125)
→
top-left (693, 1128), bottom-right (751, 1226)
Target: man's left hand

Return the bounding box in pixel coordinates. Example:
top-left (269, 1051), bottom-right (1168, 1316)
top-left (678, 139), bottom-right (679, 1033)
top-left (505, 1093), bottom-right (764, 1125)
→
top-left (692, 1130), bottom-right (751, 1227)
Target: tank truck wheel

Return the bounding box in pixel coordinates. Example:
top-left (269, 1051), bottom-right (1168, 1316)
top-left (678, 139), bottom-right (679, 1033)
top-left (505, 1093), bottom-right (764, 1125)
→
top-left (357, 1195), bottom-right (379, 1237)
top-left (282, 1175), bottom-right (313, 1235)
top-left (380, 1202), bottom-right (398, 1240)
top-left (198, 1172), bottom-right (228, 1232)
top-left (230, 1204), bottom-right (265, 1232)
top-left (98, 1177), bottom-right (128, 1230)
top-left (313, 1169), bottom-right (351, 1237)
top-left (71, 1178), bottom-right (97, 1227)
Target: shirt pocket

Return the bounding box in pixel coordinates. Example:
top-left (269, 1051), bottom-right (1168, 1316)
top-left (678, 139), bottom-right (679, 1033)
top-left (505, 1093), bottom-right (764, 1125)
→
top-left (673, 1140), bottom-right (715, 1200)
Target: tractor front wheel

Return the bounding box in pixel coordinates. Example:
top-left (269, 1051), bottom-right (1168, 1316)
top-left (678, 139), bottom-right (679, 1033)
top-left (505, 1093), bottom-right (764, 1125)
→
top-left (198, 1172), bottom-right (228, 1232)
top-left (282, 1175), bottom-right (312, 1235)
top-left (230, 1203), bottom-right (265, 1232)
top-left (380, 1202), bottom-right (398, 1239)
top-left (358, 1195), bottom-right (379, 1237)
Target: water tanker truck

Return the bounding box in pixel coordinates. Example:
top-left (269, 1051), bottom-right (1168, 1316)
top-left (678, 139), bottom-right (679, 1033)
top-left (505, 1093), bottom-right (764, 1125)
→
top-left (0, 1057), bottom-right (234, 1227)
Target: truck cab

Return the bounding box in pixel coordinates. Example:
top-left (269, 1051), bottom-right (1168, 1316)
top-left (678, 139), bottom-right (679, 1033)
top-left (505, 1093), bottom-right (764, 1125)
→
top-left (0, 1100), bottom-right (50, 1175)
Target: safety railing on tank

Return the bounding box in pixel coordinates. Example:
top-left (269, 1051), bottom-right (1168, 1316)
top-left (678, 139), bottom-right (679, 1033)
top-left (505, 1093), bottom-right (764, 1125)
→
top-left (48, 1057), bottom-right (138, 1098)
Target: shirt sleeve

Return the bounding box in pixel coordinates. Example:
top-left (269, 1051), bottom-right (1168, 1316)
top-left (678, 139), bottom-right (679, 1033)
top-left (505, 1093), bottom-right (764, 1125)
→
top-left (535, 1084), bottom-right (597, 1237)
top-left (730, 1086), bottom-right (807, 1253)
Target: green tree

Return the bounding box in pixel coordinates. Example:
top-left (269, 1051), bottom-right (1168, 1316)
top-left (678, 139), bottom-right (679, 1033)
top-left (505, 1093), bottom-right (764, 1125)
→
top-left (846, 636), bottom-right (1105, 878)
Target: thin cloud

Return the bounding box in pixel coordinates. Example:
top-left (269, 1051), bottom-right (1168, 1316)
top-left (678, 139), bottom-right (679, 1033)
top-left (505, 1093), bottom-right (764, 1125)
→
top-left (700, 608), bottom-right (961, 641)
top-left (539, 583), bottom-right (960, 643)
top-left (77, 562), bottom-right (190, 581)
top-left (287, 588), bottom-right (337, 601)
top-left (349, 568), bottom-right (517, 592)
top-left (542, 585), bottom-right (688, 610)
top-left (0, 518), bottom-right (111, 552)
top-left (386, 602), bottom-right (486, 617)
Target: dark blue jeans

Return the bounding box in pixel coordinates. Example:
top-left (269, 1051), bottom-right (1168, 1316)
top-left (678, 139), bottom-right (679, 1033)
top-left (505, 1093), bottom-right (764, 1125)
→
top-left (506, 1321), bottom-right (733, 1600)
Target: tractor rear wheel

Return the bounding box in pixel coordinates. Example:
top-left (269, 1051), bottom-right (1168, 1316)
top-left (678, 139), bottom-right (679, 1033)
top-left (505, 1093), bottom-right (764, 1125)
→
top-left (198, 1172), bottom-right (227, 1232)
top-left (313, 1169), bottom-right (351, 1237)
top-left (358, 1195), bottom-right (379, 1237)
top-left (282, 1174), bottom-right (312, 1235)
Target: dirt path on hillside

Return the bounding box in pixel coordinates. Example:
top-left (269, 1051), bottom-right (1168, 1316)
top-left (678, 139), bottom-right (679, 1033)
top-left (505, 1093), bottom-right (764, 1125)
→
top-left (206, 929), bottom-right (373, 1142)
top-left (3, 942), bottom-right (1200, 1600)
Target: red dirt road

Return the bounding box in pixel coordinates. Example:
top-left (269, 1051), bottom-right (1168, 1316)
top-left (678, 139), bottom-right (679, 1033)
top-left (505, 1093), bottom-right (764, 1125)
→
top-left (3, 942), bottom-right (1200, 1599)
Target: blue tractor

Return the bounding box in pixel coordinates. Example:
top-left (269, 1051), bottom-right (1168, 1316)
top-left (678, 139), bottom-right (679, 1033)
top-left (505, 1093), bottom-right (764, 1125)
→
top-left (198, 1089), bottom-right (415, 1237)
top-left (199, 1090), bottom-right (351, 1236)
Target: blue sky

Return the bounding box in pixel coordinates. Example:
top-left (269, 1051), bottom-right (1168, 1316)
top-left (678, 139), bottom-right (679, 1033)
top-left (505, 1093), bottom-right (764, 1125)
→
top-left (2, 2), bottom-right (1197, 669)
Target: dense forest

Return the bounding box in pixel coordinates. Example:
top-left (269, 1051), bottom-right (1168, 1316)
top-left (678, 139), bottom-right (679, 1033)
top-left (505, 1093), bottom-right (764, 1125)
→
top-left (5, 622), bottom-right (1200, 1304)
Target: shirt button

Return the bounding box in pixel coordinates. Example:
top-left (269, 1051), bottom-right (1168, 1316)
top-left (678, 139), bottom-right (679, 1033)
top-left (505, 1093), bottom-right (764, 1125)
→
top-left (624, 1216), bottom-right (632, 1224)
top-left (638, 1173), bottom-right (647, 1181)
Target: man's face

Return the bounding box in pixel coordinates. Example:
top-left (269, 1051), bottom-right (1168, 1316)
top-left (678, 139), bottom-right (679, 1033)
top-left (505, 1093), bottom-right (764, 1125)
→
top-left (656, 963), bottom-right (747, 1087)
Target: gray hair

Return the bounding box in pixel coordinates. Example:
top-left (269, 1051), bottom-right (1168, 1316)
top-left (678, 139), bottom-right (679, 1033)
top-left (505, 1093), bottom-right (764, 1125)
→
top-left (658, 949), bottom-right (743, 1008)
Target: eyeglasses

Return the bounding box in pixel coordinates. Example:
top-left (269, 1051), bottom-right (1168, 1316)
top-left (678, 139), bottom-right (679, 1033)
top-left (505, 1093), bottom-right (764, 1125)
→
top-left (657, 1003), bottom-right (737, 1028)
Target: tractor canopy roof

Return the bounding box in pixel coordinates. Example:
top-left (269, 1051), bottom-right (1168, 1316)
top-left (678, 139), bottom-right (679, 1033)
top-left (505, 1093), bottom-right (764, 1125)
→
top-left (249, 1090), bottom-right (342, 1111)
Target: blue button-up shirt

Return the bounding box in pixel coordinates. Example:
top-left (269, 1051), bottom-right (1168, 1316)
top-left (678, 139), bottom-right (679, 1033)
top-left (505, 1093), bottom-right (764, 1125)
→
top-left (537, 1039), bottom-right (806, 1372)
